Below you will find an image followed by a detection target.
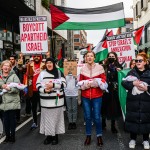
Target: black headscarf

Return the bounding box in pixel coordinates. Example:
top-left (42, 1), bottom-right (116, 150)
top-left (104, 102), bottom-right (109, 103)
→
top-left (45, 57), bottom-right (59, 78)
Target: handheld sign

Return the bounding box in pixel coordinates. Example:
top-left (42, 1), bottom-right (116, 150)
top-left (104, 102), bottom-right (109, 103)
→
top-left (107, 33), bottom-right (135, 68)
top-left (19, 16), bottom-right (48, 54)
top-left (64, 61), bottom-right (77, 77)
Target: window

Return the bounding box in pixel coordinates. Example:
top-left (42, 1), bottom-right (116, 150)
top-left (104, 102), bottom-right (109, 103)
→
top-left (74, 46), bottom-right (79, 50)
top-left (74, 39), bottom-right (80, 42)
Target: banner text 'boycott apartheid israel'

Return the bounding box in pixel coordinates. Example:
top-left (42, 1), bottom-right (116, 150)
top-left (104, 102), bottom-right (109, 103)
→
top-left (19, 16), bottom-right (48, 54)
top-left (107, 33), bottom-right (135, 68)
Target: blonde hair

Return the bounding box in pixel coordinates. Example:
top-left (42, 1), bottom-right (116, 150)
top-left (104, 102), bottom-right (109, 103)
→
top-left (1, 60), bottom-right (12, 69)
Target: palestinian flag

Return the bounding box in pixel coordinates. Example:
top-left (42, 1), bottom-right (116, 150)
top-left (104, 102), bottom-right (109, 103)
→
top-left (133, 26), bottom-right (145, 45)
top-left (57, 49), bottom-right (63, 68)
top-left (50, 3), bottom-right (125, 30)
top-left (93, 30), bottom-right (113, 62)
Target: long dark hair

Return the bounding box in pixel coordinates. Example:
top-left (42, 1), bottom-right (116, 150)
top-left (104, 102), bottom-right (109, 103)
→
top-left (105, 52), bottom-right (120, 67)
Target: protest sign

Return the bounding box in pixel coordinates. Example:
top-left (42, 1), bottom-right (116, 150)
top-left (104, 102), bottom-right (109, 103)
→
top-left (107, 33), bottom-right (135, 68)
top-left (64, 61), bottom-right (77, 76)
top-left (19, 16), bottom-right (48, 54)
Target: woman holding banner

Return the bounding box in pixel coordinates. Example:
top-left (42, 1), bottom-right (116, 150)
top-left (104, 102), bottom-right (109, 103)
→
top-left (122, 52), bottom-right (150, 149)
top-left (102, 52), bottom-right (122, 133)
top-left (78, 51), bottom-right (106, 146)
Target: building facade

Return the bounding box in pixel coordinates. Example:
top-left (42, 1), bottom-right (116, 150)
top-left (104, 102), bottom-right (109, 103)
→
top-left (73, 30), bottom-right (87, 59)
top-left (116, 18), bottom-right (133, 34)
top-left (133, 0), bottom-right (150, 51)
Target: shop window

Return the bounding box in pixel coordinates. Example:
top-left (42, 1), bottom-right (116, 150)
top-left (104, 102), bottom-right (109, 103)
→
top-left (74, 46), bottom-right (79, 50)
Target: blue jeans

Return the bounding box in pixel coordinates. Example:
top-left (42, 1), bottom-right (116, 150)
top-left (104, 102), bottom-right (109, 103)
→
top-left (82, 97), bottom-right (102, 137)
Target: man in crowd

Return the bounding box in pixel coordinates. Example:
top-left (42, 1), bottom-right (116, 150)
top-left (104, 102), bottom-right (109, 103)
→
top-left (27, 55), bottom-right (45, 130)
top-left (9, 55), bottom-right (23, 124)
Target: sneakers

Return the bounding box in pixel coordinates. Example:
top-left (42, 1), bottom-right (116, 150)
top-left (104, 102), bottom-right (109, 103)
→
top-left (30, 123), bottom-right (38, 130)
top-left (129, 140), bottom-right (136, 149)
top-left (142, 141), bottom-right (150, 150)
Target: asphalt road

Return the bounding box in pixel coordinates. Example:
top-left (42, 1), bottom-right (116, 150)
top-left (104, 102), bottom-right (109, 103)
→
top-left (0, 106), bottom-right (145, 150)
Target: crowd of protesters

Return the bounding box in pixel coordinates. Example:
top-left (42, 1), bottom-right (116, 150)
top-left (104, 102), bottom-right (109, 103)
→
top-left (0, 49), bottom-right (150, 150)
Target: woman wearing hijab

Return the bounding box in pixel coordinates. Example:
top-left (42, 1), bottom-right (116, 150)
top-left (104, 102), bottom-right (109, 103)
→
top-left (36, 58), bottom-right (66, 145)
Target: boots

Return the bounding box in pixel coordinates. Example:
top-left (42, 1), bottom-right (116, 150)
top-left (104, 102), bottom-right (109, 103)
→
top-left (52, 134), bottom-right (58, 145)
top-left (97, 136), bottom-right (103, 146)
top-left (9, 135), bottom-right (15, 143)
top-left (44, 136), bottom-right (52, 145)
top-left (3, 136), bottom-right (10, 144)
top-left (72, 123), bottom-right (77, 129)
top-left (84, 135), bottom-right (91, 146)
top-left (111, 120), bottom-right (118, 133)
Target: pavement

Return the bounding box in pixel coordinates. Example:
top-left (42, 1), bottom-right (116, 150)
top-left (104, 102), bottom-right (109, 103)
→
top-left (0, 105), bottom-right (146, 150)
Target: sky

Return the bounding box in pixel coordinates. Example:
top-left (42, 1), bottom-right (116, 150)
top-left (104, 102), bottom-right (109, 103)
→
top-left (66, 0), bottom-right (133, 46)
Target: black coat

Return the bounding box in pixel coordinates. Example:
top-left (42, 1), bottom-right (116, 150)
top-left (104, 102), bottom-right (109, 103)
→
top-left (122, 67), bottom-right (150, 134)
top-left (102, 63), bottom-right (122, 120)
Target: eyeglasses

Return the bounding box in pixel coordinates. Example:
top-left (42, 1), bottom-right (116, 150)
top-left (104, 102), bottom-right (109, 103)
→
top-left (135, 59), bottom-right (144, 63)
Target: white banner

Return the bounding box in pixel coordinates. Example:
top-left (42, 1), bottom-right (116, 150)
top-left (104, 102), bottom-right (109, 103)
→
top-left (107, 33), bottom-right (135, 68)
top-left (19, 16), bottom-right (48, 54)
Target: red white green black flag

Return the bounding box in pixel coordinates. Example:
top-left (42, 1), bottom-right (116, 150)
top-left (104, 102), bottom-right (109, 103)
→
top-left (50, 3), bottom-right (125, 30)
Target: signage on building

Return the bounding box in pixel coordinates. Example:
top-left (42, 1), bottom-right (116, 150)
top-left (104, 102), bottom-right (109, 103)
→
top-left (64, 61), bottom-right (77, 76)
top-left (107, 33), bottom-right (135, 68)
top-left (19, 16), bottom-right (48, 54)
top-left (0, 40), bottom-right (3, 49)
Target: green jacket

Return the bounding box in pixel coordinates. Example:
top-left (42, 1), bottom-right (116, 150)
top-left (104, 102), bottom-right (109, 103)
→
top-left (0, 70), bottom-right (21, 111)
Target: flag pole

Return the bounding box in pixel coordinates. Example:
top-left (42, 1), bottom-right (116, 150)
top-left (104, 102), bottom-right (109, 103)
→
top-left (51, 30), bottom-right (55, 58)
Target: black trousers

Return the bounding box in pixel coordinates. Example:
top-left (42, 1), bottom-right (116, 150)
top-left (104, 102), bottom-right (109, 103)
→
top-left (31, 91), bottom-right (40, 124)
top-left (25, 97), bottom-right (31, 114)
top-left (130, 132), bottom-right (149, 141)
top-left (3, 110), bottom-right (16, 137)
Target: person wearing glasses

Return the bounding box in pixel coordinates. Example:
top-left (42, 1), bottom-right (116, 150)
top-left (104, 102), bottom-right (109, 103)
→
top-left (102, 52), bottom-right (122, 133)
top-left (122, 52), bottom-right (150, 149)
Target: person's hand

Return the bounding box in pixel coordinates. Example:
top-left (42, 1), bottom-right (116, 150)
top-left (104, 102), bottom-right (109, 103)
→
top-left (2, 84), bottom-right (7, 89)
top-left (86, 82), bottom-right (91, 88)
top-left (5, 86), bottom-right (10, 91)
top-left (137, 85), bottom-right (148, 91)
top-left (28, 79), bottom-right (32, 86)
top-left (45, 82), bottom-right (53, 89)
top-left (116, 68), bottom-right (121, 71)
top-left (45, 88), bottom-right (51, 93)
top-left (133, 80), bottom-right (141, 87)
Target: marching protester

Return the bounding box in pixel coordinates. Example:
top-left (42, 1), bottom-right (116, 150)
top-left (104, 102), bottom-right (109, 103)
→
top-left (27, 55), bottom-right (45, 130)
top-left (0, 60), bottom-right (21, 143)
top-left (102, 52), bottom-right (122, 133)
top-left (78, 51), bottom-right (106, 146)
top-left (122, 52), bottom-right (150, 149)
top-left (129, 59), bottom-right (136, 69)
top-left (21, 59), bottom-right (32, 117)
top-left (65, 71), bottom-right (78, 130)
top-left (9, 55), bottom-right (23, 124)
top-left (36, 57), bottom-right (66, 145)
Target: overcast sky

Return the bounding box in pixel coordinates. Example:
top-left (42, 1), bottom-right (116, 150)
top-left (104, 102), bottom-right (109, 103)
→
top-left (66, 0), bottom-right (133, 46)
